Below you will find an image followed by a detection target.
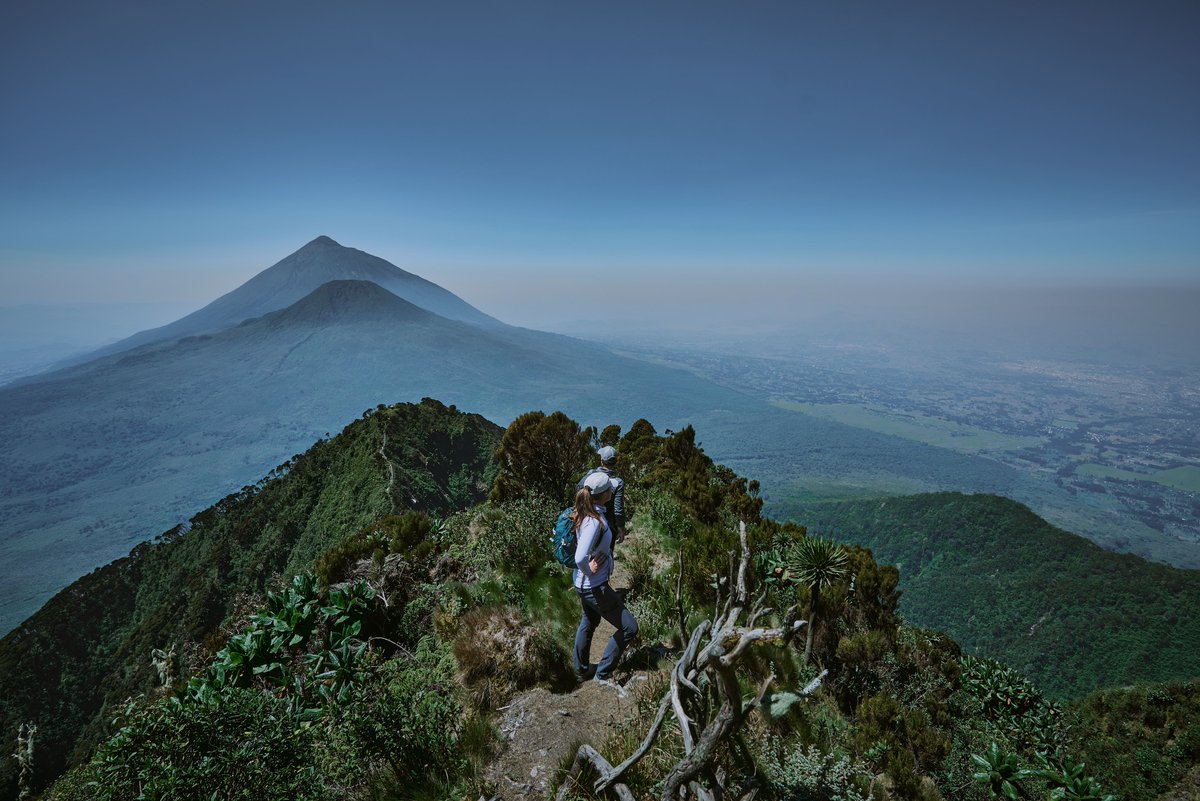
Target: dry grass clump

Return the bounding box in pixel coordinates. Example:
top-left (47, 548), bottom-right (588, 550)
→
top-left (453, 606), bottom-right (571, 709)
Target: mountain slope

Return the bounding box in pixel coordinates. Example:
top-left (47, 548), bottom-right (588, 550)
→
top-left (76, 236), bottom-right (498, 361)
top-left (0, 279), bottom-right (746, 630)
top-left (0, 399), bottom-right (501, 797)
top-left (0, 274), bottom-right (1030, 632)
top-left (794, 492), bottom-right (1200, 698)
top-left (257, 278), bottom-right (438, 325)
top-left (13, 410), bottom-right (1197, 801)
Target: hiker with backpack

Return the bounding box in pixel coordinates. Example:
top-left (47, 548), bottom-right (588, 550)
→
top-left (577, 445), bottom-right (625, 544)
top-left (564, 471), bottom-right (638, 685)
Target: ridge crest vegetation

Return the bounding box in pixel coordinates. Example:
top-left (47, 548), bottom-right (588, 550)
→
top-left (0, 403), bottom-right (1195, 800)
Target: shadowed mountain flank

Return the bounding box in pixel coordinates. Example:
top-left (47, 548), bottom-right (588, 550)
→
top-left (75, 236), bottom-right (498, 361)
top-left (256, 279), bottom-right (438, 326)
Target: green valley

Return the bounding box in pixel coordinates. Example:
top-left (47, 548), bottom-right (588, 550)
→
top-left (787, 492), bottom-right (1200, 698)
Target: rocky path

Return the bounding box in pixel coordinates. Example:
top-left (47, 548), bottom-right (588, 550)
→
top-left (484, 531), bottom-right (654, 800)
top-left (377, 422), bottom-right (396, 512)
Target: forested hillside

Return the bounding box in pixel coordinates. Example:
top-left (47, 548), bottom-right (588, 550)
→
top-left (793, 493), bottom-right (1200, 697)
top-left (4, 406), bottom-right (1197, 801)
top-left (0, 399), bottom-right (501, 797)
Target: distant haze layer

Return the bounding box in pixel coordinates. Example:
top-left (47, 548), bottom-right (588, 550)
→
top-left (5, 278), bottom-right (1197, 372)
top-left (546, 281), bottom-right (1200, 366)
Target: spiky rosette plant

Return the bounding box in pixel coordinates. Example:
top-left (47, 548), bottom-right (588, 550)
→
top-left (787, 536), bottom-right (850, 663)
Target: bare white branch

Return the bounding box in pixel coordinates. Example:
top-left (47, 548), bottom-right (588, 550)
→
top-left (735, 520), bottom-right (750, 604)
top-left (555, 745), bottom-right (636, 801)
top-left (555, 521), bottom-right (833, 801)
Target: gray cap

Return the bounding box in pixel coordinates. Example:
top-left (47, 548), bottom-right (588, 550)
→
top-left (583, 471), bottom-right (613, 496)
top-left (597, 445), bottom-right (618, 464)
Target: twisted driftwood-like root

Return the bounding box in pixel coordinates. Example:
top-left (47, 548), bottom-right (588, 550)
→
top-left (555, 745), bottom-right (637, 801)
top-left (555, 522), bottom-right (829, 801)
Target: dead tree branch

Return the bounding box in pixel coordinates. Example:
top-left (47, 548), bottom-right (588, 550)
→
top-left (555, 745), bottom-right (637, 801)
top-left (556, 521), bottom-right (828, 801)
top-left (676, 546), bottom-right (688, 645)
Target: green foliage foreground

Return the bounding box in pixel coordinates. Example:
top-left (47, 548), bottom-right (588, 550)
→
top-left (0, 399), bottom-right (502, 798)
top-left (2, 404), bottom-right (1196, 800)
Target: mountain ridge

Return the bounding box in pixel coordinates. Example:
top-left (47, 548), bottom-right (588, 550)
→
top-left (0, 399), bottom-right (503, 798)
top-left (68, 236), bottom-right (499, 363)
top-left (255, 279), bottom-right (439, 327)
top-left (3, 405), bottom-right (1198, 800)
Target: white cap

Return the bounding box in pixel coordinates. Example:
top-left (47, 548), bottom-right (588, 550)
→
top-left (598, 445), bottom-right (618, 464)
top-left (583, 471), bottom-right (613, 496)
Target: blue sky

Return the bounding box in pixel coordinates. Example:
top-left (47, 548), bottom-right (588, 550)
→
top-left (1, 1), bottom-right (1197, 326)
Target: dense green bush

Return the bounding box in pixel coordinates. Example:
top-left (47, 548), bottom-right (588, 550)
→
top-left (465, 494), bottom-right (561, 579)
top-left (314, 511), bottom-right (437, 586)
top-left (48, 689), bottom-right (322, 801)
top-left (320, 638), bottom-right (477, 798)
top-left (489, 410), bottom-right (593, 504)
top-left (1069, 681), bottom-right (1200, 800)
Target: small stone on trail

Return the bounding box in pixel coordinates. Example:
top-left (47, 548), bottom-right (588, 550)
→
top-left (530, 766), bottom-right (538, 778)
top-left (558, 709), bottom-right (570, 716)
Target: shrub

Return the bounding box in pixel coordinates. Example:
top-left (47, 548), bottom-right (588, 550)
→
top-left (50, 690), bottom-right (322, 801)
top-left (853, 692), bottom-right (951, 801)
top-left (678, 522), bottom-right (770, 605)
top-left (319, 639), bottom-right (473, 796)
top-left (452, 606), bottom-right (571, 709)
top-left (489, 411), bottom-right (592, 504)
top-left (466, 494), bottom-right (561, 578)
top-left (314, 512), bottom-right (436, 586)
top-left (765, 744), bottom-right (875, 801)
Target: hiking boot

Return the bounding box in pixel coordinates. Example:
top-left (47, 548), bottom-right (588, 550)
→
top-left (593, 677), bottom-right (627, 697)
top-left (575, 665), bottom-right (596, 682)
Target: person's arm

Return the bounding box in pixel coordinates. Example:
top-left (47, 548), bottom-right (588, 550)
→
top-left (612, 479), bottom-right (626, 539)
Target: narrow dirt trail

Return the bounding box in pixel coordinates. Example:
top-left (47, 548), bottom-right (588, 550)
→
top-left (377, 420), bottom-right (396, 513)
top-left (484, 529), bottom-right (657, 800)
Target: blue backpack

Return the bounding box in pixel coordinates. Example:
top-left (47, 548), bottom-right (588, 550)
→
top-left (552, 508), bottom-right (579, 568)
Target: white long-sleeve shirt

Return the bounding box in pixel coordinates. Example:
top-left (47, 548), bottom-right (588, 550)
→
top-left (573, 507), bottom-right (612, 589)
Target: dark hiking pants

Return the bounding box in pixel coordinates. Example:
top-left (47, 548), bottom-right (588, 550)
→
top-left (574, 583), bottom-right (638, 680)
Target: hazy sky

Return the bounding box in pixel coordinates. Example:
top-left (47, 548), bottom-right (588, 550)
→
top-left (2, 1), bottom-right (1197, 329)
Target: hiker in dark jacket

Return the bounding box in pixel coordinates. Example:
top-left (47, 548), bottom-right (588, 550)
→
top-left (577, 445), bottom-right (626, 543)
top-left (571, 471), bottom-right (638, 685)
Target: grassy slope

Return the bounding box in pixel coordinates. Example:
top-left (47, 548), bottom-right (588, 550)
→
top-left (789, 492), bottom-right (1200, 698)
top-left (770, 399), bottom-right (1044, 453)
top-left (0, 399), bottom-right (501, 798)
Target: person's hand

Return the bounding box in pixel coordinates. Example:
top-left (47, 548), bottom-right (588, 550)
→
top-left (588, 554), bottom-right (604, 573)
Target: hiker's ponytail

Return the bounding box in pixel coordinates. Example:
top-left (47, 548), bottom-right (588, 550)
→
top-left (571, 486), bottom-right (600, 531)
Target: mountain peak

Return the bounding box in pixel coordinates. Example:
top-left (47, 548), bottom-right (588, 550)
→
top-left (69, 239), bottom-right (501, 363)
top-left (260, 279), bottom-right (436, 326)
